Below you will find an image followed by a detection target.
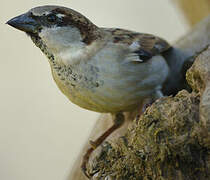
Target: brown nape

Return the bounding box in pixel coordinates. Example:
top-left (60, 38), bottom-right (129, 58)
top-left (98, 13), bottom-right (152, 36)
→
top-left (52, 8), bottom-right (102, 45)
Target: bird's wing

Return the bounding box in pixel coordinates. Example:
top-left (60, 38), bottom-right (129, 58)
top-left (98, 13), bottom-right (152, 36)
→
top-left (104, 28), bottom-right (171, 62)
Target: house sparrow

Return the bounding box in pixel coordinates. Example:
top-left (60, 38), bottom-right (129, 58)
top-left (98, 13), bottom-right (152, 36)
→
top-left (7, 5), bottom-right (170, 178)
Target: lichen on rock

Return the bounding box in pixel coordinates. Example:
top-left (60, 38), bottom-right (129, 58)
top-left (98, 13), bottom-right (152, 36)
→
top-left (89, 46), bottom-right (210, 180)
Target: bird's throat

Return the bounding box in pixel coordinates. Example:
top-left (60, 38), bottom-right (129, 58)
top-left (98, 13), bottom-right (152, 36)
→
top-left (28, 33), bottom-right (55, 62)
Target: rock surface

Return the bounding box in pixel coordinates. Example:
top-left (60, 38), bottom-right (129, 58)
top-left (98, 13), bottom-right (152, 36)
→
top-left (89, 46), bottom-right (210, 180)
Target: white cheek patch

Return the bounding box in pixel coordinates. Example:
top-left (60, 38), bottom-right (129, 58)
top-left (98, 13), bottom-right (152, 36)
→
top-left (39, 26), bottom-right (84, 52)
top-left (39, 26), bottom-right (66, 52)
top-left (38, 25), bottom-right (87, 65)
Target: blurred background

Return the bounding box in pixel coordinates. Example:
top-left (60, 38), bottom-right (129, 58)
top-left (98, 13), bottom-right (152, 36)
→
top-left (0, 0), bottom-right (194, 179)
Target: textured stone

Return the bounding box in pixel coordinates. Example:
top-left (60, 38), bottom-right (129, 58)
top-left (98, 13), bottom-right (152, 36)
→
top-left (187, 46), bottom-right (210, 132)
top-left (89, 47), bottom-right (210, 180)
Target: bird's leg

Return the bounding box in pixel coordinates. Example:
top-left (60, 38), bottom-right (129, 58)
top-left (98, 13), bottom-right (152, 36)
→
top-left (81, 112), bottom-right (125, 178)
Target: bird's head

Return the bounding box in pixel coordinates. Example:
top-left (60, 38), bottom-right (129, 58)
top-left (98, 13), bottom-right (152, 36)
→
top-left (7, 5), bottom-right (101, 59)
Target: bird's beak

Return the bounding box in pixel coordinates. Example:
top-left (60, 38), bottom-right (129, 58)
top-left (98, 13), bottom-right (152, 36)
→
top-left (6, 13), bottom-right (41, 34)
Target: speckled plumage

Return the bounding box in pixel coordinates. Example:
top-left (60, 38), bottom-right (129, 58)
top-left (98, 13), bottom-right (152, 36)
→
top-left (8, 5), bottom-right (171, 113)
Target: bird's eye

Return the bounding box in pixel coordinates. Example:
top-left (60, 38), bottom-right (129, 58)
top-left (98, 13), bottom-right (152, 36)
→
top-left (47, 14), bottom-right (57, 23)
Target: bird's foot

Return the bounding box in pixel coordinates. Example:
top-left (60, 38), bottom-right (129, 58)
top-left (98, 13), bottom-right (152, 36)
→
top-left (81, 112), bottom-right (125, 179)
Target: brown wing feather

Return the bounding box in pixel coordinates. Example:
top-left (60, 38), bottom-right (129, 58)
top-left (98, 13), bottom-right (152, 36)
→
top-left (104, 28), bottom-right (170, 55)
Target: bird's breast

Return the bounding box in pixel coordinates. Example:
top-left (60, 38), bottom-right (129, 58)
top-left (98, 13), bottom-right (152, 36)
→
top-left (50, 47), bottom-right (169, 113)
top-left (51, 60), bottom-right (110, 112)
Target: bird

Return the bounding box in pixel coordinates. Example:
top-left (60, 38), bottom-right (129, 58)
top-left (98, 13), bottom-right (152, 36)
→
top-left (7, 5), bottom-right (171, 178)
